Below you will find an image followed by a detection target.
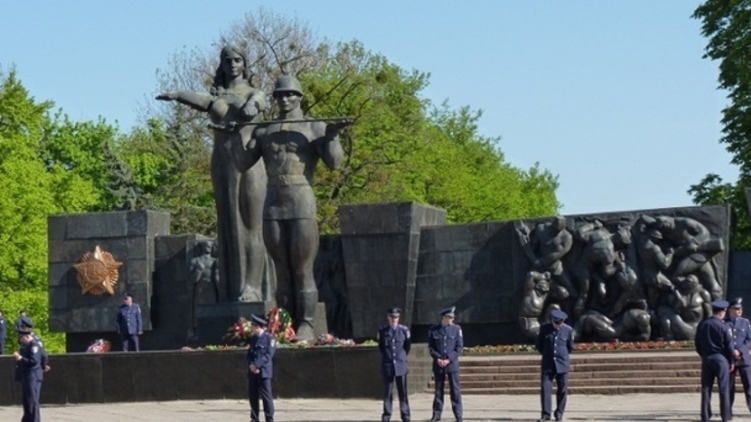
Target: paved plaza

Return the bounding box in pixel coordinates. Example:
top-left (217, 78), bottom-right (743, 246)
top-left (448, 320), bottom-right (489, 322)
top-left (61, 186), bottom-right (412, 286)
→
top-left (0, 392), bottom-right (746, 421)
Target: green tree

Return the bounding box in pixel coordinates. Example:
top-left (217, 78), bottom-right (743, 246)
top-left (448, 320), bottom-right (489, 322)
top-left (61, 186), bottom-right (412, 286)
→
top-left (0, 68), bottom-right (113, 352)
top-left (691, 1), bottom-right (751, 249)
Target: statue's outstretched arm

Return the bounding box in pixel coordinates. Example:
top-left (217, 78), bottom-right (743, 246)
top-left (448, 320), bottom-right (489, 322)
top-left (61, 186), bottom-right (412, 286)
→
top-left (156, 91), bottom-right (214, 112)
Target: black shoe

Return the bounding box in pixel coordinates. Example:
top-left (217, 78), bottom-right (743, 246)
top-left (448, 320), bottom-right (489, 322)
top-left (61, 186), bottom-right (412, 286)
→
top-left (536, 417), bottom-right (551, 422)
top-left (555, 415), bottom-right (563, 421)
top-left (429, 417), bottom-right (440, 422)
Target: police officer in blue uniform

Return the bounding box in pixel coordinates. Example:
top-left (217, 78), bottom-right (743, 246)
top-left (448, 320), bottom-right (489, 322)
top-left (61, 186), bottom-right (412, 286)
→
top-left (428, 306), bottom-right (463, 422)
top-left (726, 297), bottom-right (751, 417)
top-left (247, 314), bottom-right (275, 422)
top-left (696, 299), bottom-right (735, 422)
top-left (116, 293), bottom-right (143, 352)
top-left (535, 309), bottom-right (574, 422)
top-left (14, 323), bottom-right (47, 422)
top-left (378, 307), bottom-right (411, 422)
top-left (0, 309), bottom-right (7, 354)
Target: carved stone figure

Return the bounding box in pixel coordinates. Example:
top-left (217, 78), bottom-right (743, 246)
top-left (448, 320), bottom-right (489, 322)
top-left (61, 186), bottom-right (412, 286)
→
top-left (516, 217), bottom-right (575, 303)
top-left (231, 75), bottom-right (346, 342)
top-left (571, 219), bottom-right (632, 318)
top-left (518, 271), bottom-right (551, 340)
top-left (156, 45), bottom-right (269, 303)
top-left (189, 240), bottom-right (220, 305)
top-left (656, 274), bottom-right (711, 341)
top-left (636, 221), bottom-right (675, 309)
top-left (649, 216), bottom-right (724, 300)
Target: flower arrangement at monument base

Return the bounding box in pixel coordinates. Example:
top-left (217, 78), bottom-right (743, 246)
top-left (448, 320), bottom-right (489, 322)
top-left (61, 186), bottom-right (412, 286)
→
top-left (314, 333), bottom-right (356, 347)
top-left (267, 307), bottom-right (295, 344)
top-left (224, 317), bottom-right (254, 346)
top-left (86, 339), bottom-right (111, 353)
top-left (463, 340), bottom-right (694, 354)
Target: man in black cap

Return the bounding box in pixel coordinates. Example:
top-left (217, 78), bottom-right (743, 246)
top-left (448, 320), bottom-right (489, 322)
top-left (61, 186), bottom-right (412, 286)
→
top-left (378, 307), bottom-right (411, 422)
top-left (428, 306), bottom-right (463, 422)
top-left (14, 323), bottom-right (47, 422)
top-left (726, 297), bottom-right (751, 417)
top-left (247, 314), bottom-right (275, 422)
top-left (535, 309), bottom-right (574, 422)
top-left (696, 299), bottom-right (735, 422)
top-left (115, 293), bottom-right (142, 352)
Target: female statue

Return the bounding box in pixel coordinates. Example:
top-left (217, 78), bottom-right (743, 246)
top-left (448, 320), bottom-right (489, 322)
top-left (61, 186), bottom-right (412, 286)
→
top-left (157, 45), bottom-right (269, 302)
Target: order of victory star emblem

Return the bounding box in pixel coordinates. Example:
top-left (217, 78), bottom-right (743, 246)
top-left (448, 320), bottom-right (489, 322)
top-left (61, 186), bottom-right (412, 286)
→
top-left (73, 245), bottom-right (123, 296)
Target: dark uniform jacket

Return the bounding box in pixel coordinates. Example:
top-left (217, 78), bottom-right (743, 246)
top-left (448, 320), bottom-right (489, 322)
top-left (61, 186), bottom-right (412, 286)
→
top-left (17, 338), bottom-right (46, 380)
top-left (696, 315), bottom-right (735, 362)
top-left (378, 323), bottom-right (411, 377)
top-left (727, 315), bottom-right (751, 367)
top-left (428, 323), bottom-right (463, 373)
top-left (116, 304), bottom-right (142, 335)
top-left (536, 322), bottom-right (574, 373)
top-left (247, 331), bottom-right (275, 379)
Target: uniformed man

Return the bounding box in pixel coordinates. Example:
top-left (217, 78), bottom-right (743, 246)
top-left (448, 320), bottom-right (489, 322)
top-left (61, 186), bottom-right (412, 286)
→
top-left (0, 309), bottom-right (7, 354)
top-left (428, 306), bottom-right (463, 422)
top-left (116, 293), bottom-right (143, 351)
top-left (14, 323), bottom-right (47, 422)
top-left (247, 314), bottom-right (275, 422)
top-left (535, 309), bottom-right (575, 422)
top-left (726, 297), bottom-right (751, 417)
top-left (378, 307), bottom-right (411, 422)
top-left (695, 299), bottom-right (735, 422)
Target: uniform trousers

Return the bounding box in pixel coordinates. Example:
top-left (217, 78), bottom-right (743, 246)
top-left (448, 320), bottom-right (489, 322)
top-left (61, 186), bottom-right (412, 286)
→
top-left (731, 364), bottom-right (751, 416)
top-left (701, 354), bottom-right (731, 422)
top-left (21, 372), bottom-right (42, 422)
top-left (432, 370), bottom-right (463, 420)
top-left (382, 374), bottom-right (410, 421)
top-left (540, 369), bottom-right (569, 419)
top-left (121, 334), bottom-right (139, 352)
top-left (248, 373), bottom-right (274, 422)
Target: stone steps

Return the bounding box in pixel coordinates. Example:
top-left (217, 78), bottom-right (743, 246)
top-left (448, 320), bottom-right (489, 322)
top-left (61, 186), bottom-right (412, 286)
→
top-left (426, 351), bottom-right (741, 395)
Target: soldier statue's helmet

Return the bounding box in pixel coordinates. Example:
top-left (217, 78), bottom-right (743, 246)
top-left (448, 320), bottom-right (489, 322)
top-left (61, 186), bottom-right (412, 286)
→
top-left (273, 75), bottom-right (303, 97)
top-left (711, 300), bottom-right (730, 310)
top-left (551, 309), bottom-right (568, 322)
top-left (250, 314), bottom-right (268, 327)
top-left (731, 297), bottom-right (743, 309)
top-left (387, 307), bottom-right (402, 317)
top-left (439, 306), bottom-right (456, 318)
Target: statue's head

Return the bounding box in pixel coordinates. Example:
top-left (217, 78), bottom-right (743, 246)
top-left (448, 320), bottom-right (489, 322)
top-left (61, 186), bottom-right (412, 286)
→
top-left (214, 45), bottom-right (250, 87)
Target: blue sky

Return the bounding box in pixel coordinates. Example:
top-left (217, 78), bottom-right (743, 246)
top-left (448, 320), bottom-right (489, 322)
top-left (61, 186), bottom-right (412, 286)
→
top-left (0, 1), bottom-right (735, 216)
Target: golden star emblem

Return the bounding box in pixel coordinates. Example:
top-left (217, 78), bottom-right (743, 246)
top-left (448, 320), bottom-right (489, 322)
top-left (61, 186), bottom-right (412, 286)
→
top-left (73, 245), bottom-right (123, 296)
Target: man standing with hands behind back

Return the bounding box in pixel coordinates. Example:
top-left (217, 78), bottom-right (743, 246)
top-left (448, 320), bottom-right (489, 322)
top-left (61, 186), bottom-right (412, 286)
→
top-left (428, 306), bottom-right (463, 422)
top-left (536, 309), bottom-right (574, 422)
top-left (378, 307), bottom-right (411, 422)
top-left (726, 297), bottom-right (751, 418)
top-left (116, 293), bottom-right (142, 352)
top-left (696, 299), bottom-right (735, 422)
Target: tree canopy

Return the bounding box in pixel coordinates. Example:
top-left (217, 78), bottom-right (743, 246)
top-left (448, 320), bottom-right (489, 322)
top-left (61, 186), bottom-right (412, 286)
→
top-left (691, 0), bottom-right (751, 249)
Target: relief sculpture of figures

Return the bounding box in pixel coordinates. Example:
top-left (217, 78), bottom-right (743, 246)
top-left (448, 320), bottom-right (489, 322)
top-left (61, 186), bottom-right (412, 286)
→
top-left (157, 45), bottom-right (270, 303)
top-left (515, 217), bottom-right (575, 308)
top-left (231, 75), bottom-right (348, 342)
top-left (517, 271), bottom-right (551, 340)
top-left (644, 215), bottom-right (724, 300)
top-left (515, 212), bottom-right (727, 343)
top-left (570, 219), bottom-right (632, 319)
top-left (656, 274), bottom-right (712, 340)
